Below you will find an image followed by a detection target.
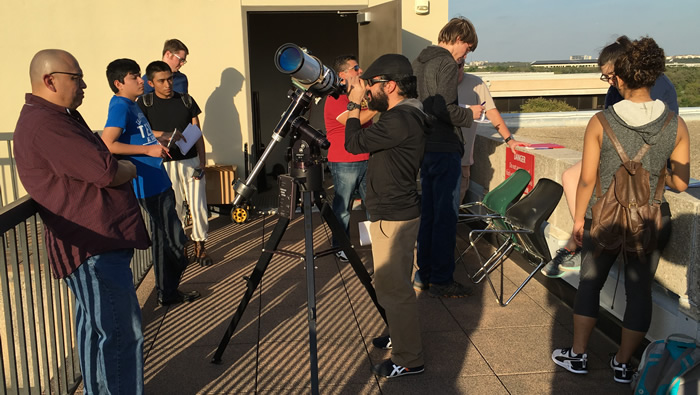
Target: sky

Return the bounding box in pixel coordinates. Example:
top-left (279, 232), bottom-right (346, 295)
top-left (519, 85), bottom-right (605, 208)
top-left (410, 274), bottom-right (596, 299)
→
top-left (449, 0), bottom-right (700, 63)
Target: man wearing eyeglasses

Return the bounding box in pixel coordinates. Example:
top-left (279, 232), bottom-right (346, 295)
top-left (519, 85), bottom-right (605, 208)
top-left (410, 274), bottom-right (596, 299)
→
top-left (345, 53), bottom-right (428, 378)
top-left (412, 17), bottom-right (484, 298)
top-left (13, 49), bottom-right (150, 394)
top-left (144, 38), bottom-right (190, 94)
top-left (323, 55), bottom-right (377, 262)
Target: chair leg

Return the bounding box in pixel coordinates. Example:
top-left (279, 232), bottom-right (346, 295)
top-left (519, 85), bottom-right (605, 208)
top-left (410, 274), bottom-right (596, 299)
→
top-left (455, 222), bottom-right (491, 266)
top-left (498, 258), bottom-right (546, 307)
top-left (471, 238), bottom-right (512, 284)
top-left (482, 243), bottom-right (515, 301)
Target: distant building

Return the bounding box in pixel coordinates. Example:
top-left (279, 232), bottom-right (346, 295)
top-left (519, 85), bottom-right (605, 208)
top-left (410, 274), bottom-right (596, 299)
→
top-left (570, 55), bottom-right (592, 61)
top-left (667, 55), bottom-right (700, 67)
top-left (472, 71), bottom-right (609, 112)
top-left (531, 59), bottom-right (598, 68)
top-left (468, 60), bottom-right (488, 67)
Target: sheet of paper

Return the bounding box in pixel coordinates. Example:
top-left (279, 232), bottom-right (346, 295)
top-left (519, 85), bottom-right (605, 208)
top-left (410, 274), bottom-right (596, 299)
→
top-left (525, 143), bottom-right (565, 149)
top-left (175, 123), bottom-right (202, 155)
top-left (358, 220), bottom-right (372, 246)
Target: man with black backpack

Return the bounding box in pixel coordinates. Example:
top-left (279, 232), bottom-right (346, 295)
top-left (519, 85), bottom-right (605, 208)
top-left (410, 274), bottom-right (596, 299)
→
top-left (138, 60), bottom-right (213, 267)
top-left (551, 36), bottom-right (690, 384)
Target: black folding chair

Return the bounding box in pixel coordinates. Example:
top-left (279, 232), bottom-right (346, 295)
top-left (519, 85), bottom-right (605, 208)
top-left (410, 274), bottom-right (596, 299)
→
top-left (468, 178), bottom-right (563, 306)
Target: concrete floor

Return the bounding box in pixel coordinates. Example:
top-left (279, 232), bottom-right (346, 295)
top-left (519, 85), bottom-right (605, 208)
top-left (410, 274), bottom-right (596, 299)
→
top-left (135, 207), bottom-right (634, 394)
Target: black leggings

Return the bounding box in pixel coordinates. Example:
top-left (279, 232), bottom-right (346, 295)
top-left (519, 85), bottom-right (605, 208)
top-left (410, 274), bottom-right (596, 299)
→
top-left (573, 203), bottom-right (672, 332)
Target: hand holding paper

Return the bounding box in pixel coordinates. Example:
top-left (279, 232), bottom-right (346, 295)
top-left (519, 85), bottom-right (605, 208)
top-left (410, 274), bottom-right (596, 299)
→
top-left (174, 124), bottom-right (202, 155)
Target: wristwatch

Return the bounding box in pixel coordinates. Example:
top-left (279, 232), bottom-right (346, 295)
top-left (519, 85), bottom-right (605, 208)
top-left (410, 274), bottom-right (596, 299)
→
top-left (504, 136), bottom-right (514, 144)
top-left (347, 101), bottom-right (361, 111)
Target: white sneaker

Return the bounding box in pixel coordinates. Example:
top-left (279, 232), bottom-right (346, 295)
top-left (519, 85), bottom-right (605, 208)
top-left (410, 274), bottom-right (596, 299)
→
top-left (335, 251), bottom-right (349, 262)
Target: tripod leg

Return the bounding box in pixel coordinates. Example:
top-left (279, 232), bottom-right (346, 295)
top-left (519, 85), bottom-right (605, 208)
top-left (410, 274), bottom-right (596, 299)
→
top-left (301, 191), bottom-right (320, 395)
top-left (211, 216), bottom-right (291, 364)
top-left (318, 201), bottom-right (387, 324)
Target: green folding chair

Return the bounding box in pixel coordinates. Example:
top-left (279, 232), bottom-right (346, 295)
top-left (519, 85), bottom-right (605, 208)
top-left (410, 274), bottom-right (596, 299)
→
top-left (456, 168), bottom-right (531, 281)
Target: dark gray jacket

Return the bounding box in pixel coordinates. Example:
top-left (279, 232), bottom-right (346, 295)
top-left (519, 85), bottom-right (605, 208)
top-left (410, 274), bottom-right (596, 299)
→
top-left (412, 45), bottom-right (473, 154)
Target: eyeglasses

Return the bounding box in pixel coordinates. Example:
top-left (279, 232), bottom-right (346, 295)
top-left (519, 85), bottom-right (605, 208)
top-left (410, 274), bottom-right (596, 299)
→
top-left (50, 71), bottom-right (84, 81)
top-left (365, 78), bottom-right (390, 87)
top-left (345, 64), bottom-right (360, 72)
top-left (172, 53), bottom-right (187, 65)
top-left (600, 73), bottom-right (615, 82)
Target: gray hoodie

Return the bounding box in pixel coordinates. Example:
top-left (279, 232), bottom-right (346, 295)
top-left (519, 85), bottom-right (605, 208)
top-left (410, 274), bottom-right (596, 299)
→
top-left (412, 45), bottom-right (473, 155)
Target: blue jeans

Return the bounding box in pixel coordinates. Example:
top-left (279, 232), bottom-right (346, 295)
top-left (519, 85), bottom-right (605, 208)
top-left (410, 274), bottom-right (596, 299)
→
top-left (416, 152), bottom-right (461, 285)
top-left (139, 188), bottom-right (189, 299)
top-left (64, 249), bottom-right (144, 395)
top-left (328, 161), bottom-right (368, 247)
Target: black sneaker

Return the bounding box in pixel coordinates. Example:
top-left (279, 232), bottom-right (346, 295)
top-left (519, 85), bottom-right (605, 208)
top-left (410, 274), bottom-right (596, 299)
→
top-left (610, 354), bottom-right (634, 383)
top-left (371, 359), bottom-right (424, 378)
top-left (549, 248), bottom-right (582, 272)
top-left (428, 280), bottom-right (473, 298)
top-left (158, 290), bottom-right (201, 306)
top-left (372, 335), bottom-right (392, 350)
top-left (552, 347), bottom-right (588, 374)
top-left (541, 260), bottom-right (565, 278)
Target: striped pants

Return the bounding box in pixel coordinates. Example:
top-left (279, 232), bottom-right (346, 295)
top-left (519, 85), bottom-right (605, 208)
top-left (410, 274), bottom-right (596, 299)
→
top-left (64, 249), bottom-right (143, 395)
top-left (163, 156), bottom-right (209, 241)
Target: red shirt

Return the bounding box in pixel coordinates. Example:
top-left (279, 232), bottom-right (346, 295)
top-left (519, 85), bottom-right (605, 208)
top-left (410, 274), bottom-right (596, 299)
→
top-left (323, 94), bottom-right (371, 162)
top-left (13, 94), bottom-right (150, 278)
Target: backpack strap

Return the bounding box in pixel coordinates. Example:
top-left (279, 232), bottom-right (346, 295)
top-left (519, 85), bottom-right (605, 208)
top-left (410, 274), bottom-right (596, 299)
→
top-left (142, 92), bottom-right (154, 107)
top-left (595, 112), bottom-right (633, 198)
top-left (180, 93), bottom-right (193, 109)
top-left (596, 112), bottom-right (633, 163)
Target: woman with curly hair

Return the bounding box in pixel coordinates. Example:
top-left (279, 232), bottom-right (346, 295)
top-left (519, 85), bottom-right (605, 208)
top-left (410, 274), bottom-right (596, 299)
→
top-left (551, 36), bottom-right (690, 384)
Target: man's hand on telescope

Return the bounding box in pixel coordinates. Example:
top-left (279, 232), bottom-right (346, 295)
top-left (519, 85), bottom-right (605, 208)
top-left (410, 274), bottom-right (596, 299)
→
top-left (346, 75), bottom-right (366, 110)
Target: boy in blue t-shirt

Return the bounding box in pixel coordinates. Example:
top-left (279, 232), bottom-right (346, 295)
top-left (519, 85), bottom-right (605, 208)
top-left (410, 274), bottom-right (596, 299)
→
top-left (102, 58), bottom-right (200, 306)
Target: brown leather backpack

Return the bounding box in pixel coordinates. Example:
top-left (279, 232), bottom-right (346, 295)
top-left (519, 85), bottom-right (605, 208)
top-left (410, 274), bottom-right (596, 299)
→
top-left (589, 112), bottom-right (672, 256)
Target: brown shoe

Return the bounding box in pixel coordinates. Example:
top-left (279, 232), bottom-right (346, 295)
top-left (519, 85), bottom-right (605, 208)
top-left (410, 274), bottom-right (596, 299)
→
top-left (196, 241), bottom-right (213, 267)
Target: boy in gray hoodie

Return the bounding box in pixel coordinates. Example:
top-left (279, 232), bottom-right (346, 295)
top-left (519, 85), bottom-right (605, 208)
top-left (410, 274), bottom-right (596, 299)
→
top-left (412, 17), bottom-right (484, 298)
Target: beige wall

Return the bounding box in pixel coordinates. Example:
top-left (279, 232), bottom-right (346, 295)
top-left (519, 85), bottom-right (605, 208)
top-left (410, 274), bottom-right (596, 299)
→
top-left (400, 0), bottom-right (449, 60)
top-left (0, 0), bottom-right (448, 174)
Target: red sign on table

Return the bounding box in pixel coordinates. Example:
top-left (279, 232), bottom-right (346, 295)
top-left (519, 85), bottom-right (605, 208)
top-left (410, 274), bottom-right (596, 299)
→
top-left (505, 149), bottom-right (535, 193)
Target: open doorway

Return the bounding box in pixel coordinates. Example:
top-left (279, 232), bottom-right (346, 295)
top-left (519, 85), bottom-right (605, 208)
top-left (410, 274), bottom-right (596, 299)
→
top-left (247, 11), bottom-right (359, 189)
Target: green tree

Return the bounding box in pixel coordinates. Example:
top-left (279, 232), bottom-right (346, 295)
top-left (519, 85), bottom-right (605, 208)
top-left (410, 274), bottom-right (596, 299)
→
top-left (520, 97), bottom-right (576, 112)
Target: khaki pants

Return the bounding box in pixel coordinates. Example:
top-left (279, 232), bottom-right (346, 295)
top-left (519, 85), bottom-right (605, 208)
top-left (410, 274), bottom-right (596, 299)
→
top-left (370, 217), bottom-right (424, 367)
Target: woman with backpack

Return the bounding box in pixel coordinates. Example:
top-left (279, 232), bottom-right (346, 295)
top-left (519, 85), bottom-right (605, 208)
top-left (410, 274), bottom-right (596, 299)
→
top-left (551, 36), bottom-right (690, 384)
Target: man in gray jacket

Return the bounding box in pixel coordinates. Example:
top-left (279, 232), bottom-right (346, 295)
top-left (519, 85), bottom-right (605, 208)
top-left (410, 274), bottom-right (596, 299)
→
top-left (412, 17), bottom-right (484, 298)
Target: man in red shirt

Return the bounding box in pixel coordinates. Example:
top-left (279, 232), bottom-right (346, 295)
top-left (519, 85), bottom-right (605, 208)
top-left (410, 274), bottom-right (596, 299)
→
top-left (323, 55), bottom-right (377, 261)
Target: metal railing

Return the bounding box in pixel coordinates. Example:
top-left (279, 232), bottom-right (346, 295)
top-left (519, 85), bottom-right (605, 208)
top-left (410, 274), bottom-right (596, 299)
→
top-left (1, 197), bottom-right (153, 394)
top-left (1, 133), bottom-right (21, 207)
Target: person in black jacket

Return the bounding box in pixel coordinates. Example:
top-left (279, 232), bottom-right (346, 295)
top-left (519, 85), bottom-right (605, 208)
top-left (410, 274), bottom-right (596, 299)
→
top-left (345, 54), bottom-right (428, 379)
top-left (412, 17), bottom-right (485, 298)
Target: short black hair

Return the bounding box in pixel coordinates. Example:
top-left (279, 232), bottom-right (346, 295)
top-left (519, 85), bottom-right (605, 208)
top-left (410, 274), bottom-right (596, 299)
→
top-left (386, 74), bottom-right (418, 99)
top-left (106, 58), bottom-right (140, 93)
top-left (332, 54), bottom-right (357, 73)
top-left (146, 60), bottom-right (171, 82)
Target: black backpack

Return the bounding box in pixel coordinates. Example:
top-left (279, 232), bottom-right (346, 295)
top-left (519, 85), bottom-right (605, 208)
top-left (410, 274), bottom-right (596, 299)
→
top-left (141, 92), bottom-right (193, 109)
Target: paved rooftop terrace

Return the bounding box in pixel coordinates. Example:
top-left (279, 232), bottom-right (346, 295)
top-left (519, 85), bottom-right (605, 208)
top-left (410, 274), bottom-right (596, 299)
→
top-left (134, 208), bottom-right (632, 394)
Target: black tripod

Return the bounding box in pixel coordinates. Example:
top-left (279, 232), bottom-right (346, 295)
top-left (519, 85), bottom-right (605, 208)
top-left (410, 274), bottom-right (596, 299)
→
top-left (211, 99), bottom-right (386, 395)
